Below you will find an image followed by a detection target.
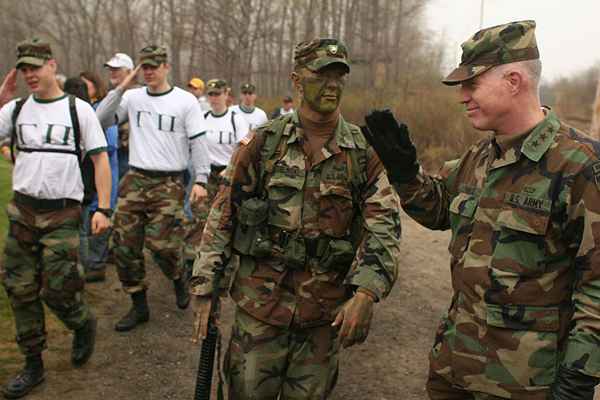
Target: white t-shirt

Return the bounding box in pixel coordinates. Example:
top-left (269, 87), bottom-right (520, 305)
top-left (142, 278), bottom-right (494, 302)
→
top-left (114, 87), bottom-right (208, 175)
top-left (203, 109), bottom-right (249, 167)
top-left (230, 105), bottom-right (268, 130)
top-left (0, 95), bottom-right (107, 201)
top-left (198, 96), bottom-right (210, 113)
top-left (280, 107), bottom-right (294, 116)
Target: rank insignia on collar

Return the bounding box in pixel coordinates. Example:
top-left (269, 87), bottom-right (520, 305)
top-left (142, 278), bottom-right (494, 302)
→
top-left (592, 162), bottom-right (600, 190)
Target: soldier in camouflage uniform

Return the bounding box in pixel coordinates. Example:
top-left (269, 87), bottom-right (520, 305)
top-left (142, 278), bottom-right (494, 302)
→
top-left (190, 38), bottom-right (402, 399)
top-left (0, 39), bottom-right (112, 398)
top-left (364, 21), bottom-right (600, 400)
top-left (96, 45), bottom-right (209, 332)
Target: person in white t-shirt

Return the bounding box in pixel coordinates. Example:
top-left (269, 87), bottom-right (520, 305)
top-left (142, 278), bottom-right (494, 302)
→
top-left (230, 83), bottom-right (268, 130)
top-left (95, 45), bottom-right (209, 332)
top-left (0, 38), bottom-right (111, 399)
top-left (182, 79), bottom-right (249, 266)
top-left (271, 94), bottom-right (295, 119)
top-left (188, 77), bottom-right (210, 112)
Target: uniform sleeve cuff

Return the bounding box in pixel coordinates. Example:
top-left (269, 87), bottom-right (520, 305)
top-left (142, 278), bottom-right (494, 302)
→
top-left (195, 173), bottom-right (208, 184)
top-left (345, 268), bottom-right (390, 302)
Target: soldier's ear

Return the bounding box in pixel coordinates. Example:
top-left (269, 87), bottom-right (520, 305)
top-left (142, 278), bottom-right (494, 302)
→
top-left (503, 70), bottom-right (523, 96)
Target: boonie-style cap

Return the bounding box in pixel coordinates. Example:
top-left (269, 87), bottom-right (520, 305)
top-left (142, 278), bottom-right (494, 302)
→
top-left (139, 45), bottom-right (168, 66)
top-left (206, 79), bottom-right (228, 95)
top-left (16, 38), bottom-right (53, 69)
top-left (443, 20), bottom-right (539, 85)
top-left (293, 38), bottom-right (350, 73)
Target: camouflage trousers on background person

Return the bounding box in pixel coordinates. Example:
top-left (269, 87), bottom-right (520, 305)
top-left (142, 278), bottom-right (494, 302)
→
top-left (224, 307), bottom-right (339, 400)
top-left (426, 370), bottom-right (534, 400)
top-left (1, 201), bottom-right (90, 357)
top-left (182, 167), bottom-right (222, 265)
top-left (112, 169), bottom-right (185, 293)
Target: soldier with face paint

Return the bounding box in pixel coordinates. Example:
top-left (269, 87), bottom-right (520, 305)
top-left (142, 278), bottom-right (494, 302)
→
top-left (190, 38), bottom-right (402, 399)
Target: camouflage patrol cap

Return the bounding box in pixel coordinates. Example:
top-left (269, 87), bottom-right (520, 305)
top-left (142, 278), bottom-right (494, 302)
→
top-left (294, 38), bottom-right (350, 73)
top-left (206, 79), bottom-right (228, 95)
top-left (16, 38), bottom-right (53, 68)
top-left (443, 20), bottom-right (539, 86)
top-left (240, 83), bottom-right (256, 94)
top-left (139, 45), bottom-right (168, 66)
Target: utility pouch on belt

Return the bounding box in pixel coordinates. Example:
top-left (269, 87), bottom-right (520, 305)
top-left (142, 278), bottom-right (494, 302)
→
top-left (320, 239), bottom-right (354, 271)
top-left (282, 235), bottom-right (306, 270)
top-left (233, 198), bottom-right (272, 257)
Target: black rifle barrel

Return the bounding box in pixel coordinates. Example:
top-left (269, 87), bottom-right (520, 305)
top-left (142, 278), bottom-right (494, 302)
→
top-left (194, 324), bottom-right (218, 400)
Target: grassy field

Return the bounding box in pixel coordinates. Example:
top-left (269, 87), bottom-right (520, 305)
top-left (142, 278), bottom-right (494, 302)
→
top-left (0, 158), bottom-right (18, 377)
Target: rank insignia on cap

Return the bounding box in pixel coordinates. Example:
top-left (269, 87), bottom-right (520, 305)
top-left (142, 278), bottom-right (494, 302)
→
top-left (327, 45), bottom-right (338, 55)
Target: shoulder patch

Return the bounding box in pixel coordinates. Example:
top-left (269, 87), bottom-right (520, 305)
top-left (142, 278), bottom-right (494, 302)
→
top-left (240, 130), bottom-right (256, 145)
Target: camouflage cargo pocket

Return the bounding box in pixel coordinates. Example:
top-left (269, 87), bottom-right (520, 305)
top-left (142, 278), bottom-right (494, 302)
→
top-left (318, 182), bottom-right (353, 238)
top-left (485, 303), bottom-right (558, 388)
top-left (492, 204), bottom-right (550, 275)
top-left (265, 168), bottom-right (303, 231)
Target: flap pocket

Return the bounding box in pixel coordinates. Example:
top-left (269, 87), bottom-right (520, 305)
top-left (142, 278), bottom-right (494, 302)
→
top-left (320, 182), bottom-right (353, 200)
top-left (497, 204), bottom-right (550, 235)
top-left (268, 164), bottom-right (305, 191)
top-left (237, 198), bottom-right (269, 226)
top-left (486, 303), bottom-right (559, 332)
top-left (449, 192), bottom-right (477, 218)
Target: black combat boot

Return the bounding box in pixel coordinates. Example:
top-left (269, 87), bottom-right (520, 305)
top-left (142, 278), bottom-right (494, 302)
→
top-left (2, 355), bottom-right (45, 399)
top-left (114, 291), bottom-right (150, 332)
top-left (71, 313), bottom-right (97, 367)
top-left (174, 276), bottom-right (190, 310)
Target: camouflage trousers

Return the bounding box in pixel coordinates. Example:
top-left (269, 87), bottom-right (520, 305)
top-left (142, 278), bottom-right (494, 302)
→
top-left (182, 167), bottom-right (222, 264)
top-left (1, 201), bottom-right (90, 357)
top-left (427, 370), bottom-right (524, 400)
top-left (224, 307), bottom-right (339, 400)
top-left (112, 169), bottom-right (185, 293)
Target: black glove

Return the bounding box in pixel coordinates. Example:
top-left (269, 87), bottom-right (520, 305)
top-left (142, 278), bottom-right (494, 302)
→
top-left (550, 365), bottom-right (599, 400)
top-left (362, 109), bottom-right (419, 185)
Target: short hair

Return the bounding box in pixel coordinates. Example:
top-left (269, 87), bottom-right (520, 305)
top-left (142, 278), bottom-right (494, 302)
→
top-left (64, 77), bottom-right (90, 103)
top-left (494, 59), bottom-right (542, 95)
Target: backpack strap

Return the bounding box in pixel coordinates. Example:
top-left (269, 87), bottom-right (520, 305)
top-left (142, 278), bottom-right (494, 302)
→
top-left (204, 110), bottom-right (211, 119)
top-left (254, 114), bottom-right (293, 197)
top-left (230, 110), bottom-right (237, 135)
top-left (68, 95), bottom-right (83, 166)
top-left (10, 98), bottom-right (27, 163)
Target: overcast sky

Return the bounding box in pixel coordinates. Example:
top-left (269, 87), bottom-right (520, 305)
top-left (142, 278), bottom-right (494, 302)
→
top-left (426, 0), bottom-right (600, 82)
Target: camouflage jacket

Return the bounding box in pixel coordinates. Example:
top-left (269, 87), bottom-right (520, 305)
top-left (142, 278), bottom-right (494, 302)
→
top-left (397, 110), bottom-right (600, 398)
top-left (191, 112), bottom-right (401, 328)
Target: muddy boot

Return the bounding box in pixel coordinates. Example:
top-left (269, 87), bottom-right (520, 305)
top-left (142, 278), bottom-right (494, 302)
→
top-left (174, 277), bottom-right (190, 310)
top-left (2, 355), bottom-right (45, 399)
top-left (114, 291), bottom-right (149, 332)
top-left (71, 313), bottom-right (97, 367)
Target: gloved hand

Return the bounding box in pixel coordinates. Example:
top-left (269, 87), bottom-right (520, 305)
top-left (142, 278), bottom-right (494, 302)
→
top-left (332, 290), bottom-right (375, 348)
top-left (549, 365), bottom-right (600, 400)
top-left (362, 109), bottom-right (419, 185)
top-left (191, 295), bottom-right (218, 344)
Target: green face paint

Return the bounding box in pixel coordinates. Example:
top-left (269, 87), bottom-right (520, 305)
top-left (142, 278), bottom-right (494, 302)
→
top-left (300, 69), bottom-right (346, 114)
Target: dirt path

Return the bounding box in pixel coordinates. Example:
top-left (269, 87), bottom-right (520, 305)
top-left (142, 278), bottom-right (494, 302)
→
top-left (0, 214), bottom-right (461, 399)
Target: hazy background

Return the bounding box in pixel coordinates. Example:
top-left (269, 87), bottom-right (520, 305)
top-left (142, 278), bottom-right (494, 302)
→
top-left (427, 0), bottom-right (600, 82)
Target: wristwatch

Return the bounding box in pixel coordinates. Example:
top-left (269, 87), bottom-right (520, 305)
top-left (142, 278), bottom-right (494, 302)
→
top-left (96, 208), bottom-right (114, 218)
top-left (194, 182), bottom-right (207, 189)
